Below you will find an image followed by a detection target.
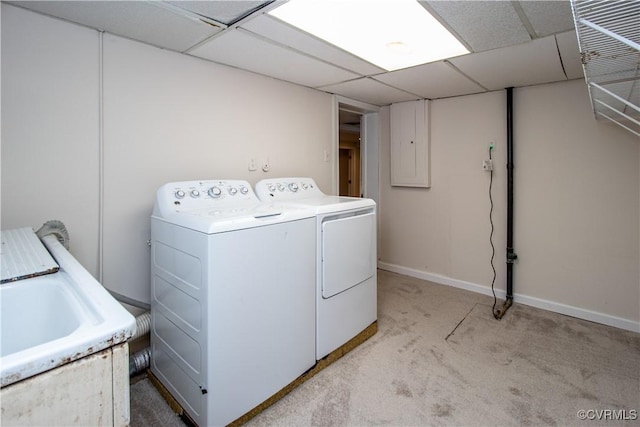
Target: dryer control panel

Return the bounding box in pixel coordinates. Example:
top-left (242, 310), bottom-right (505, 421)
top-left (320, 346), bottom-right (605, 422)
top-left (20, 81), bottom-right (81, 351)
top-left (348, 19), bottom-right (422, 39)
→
top-left (255, 177), bottom-right (324, 201)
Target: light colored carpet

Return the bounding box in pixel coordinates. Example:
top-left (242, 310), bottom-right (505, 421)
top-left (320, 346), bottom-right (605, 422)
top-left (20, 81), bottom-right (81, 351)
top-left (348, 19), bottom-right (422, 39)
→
top-left (130, 375), bottom-right (188, 427)
top-left (131, 269), bottom-right (640, 426)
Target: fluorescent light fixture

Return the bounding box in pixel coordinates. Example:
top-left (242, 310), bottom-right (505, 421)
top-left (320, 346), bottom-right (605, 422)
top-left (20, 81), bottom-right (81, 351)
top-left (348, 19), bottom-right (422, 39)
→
top-left (269, 0), bottom-right (469, 71)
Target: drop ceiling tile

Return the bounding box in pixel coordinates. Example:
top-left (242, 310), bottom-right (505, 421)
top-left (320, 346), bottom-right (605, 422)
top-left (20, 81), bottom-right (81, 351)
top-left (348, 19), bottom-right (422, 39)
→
top-left (11, 1), bottom-right (223, 52)
top-left (373, 61), bottom-right (486, 99)
top-left (167, 1), bottom-right (269, 25)
top-left (318, 78), bottom-right (419, 106)
top-left (424, 1), bottom-right (531, 52)
top-left (240, 15), bottom-right (384, 76)
top-left (449, 36), bottom-right (566, 90)
top-left (555, 30), bottom-right (584, 80)
top-left (190, 29), bottom-right (359, 88)
top-left (519, 1), bottom-right (575, 37)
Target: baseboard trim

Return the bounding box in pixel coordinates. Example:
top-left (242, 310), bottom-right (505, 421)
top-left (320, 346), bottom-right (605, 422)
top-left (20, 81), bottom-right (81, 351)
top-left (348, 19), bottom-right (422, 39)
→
top-left (377, 261), bottom-right (640, 333)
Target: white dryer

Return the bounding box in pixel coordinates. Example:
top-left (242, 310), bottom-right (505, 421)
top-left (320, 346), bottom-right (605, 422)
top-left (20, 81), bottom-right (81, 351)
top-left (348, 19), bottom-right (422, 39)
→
top-left (255, 177), bottom-right (377, 360)
top-left (150, 180), bottom-right (316, 427)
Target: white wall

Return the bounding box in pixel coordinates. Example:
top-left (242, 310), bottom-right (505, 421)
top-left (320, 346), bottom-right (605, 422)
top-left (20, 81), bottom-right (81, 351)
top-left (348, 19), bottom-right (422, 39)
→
top-left (1, 5), bottom-right (101, 274)
top-left (380, 91), bottom-right (508, 286)
top-left (1, 5), bottom-right (334, 304)
top-left (379, 79), bottom-right (640, 331)
top-left (514, 81), bottom-right (639, 326)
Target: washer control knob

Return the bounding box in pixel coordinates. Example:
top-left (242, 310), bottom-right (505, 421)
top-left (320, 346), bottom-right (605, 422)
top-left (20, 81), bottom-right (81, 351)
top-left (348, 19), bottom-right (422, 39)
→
top-left (301, 182), bottom-right (309, 190)
top-left (208, 186), bottom-right (222, 198)
top-left (175, 190), bottom-right (186, 199)
top-left (277, 183), bottom-right (286, 191)
top-left (239, 186), bottom-right (249, 195)
top-left (229, 187), bottom-right (238, 196)
top-left (288, 183), bottom-right (299, 192)
top-left (268, 184), bottom-right (276, 192)
top-left (190, 189), bottom-right (200, 198)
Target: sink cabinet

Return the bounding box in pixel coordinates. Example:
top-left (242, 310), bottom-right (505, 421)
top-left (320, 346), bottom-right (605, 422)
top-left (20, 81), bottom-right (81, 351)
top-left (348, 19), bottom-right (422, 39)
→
top-left (1, 343), bottom-right (129, 426)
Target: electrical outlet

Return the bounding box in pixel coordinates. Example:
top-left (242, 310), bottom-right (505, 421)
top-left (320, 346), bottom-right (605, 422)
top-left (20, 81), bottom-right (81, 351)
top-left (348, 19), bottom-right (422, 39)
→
top-left (483, 159), bottom-right (493, 171)
top-left (262, 159), bottom-right (270, 172)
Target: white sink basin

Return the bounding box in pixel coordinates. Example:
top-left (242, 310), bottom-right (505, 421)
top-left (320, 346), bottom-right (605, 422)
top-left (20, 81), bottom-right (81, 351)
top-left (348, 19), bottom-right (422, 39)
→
top-left (1, 278), bottom-right (97, 356)
top-left (1, 235), bottom-right (136, 387)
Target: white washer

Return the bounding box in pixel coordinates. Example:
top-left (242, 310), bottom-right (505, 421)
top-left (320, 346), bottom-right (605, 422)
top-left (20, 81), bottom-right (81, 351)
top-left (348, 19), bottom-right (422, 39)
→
top-left (150, 180), bottom-right (316, 427)
top-left (255, 177), bottom-right (377, 360)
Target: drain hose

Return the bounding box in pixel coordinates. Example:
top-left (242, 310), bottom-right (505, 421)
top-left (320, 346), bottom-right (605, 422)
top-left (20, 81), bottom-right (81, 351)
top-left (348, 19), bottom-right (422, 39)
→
top-left (36, 220), bottom-right (70, 249)
top-left (129, 312), bottom-right (152, 376)
top-left (130, 347), bottom-right (151, 377)
top-left (131, 311), bottom-right (151, 341)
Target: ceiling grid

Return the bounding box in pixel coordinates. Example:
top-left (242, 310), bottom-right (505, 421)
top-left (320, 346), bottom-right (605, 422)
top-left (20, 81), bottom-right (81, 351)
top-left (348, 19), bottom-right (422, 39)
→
top-left (7, 0), bottom-right (584, 106)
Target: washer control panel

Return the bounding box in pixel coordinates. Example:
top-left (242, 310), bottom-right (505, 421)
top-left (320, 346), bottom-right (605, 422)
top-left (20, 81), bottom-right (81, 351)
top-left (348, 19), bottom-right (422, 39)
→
top-left (157, 180), bottom-right (257, 210)
top-left (255, 177), bottom-right (324, 201)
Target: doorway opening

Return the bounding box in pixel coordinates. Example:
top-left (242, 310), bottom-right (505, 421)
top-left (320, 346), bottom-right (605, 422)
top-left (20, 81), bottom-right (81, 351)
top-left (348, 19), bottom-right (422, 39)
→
top-left (335, 97), bottom-right (380, 203)
top-left (339, 110), bottom-right (362, 197)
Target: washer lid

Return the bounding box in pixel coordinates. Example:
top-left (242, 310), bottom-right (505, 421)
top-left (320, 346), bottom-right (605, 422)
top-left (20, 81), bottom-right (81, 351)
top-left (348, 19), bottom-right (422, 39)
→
top-left (153, 203), bottom-right (314, 234)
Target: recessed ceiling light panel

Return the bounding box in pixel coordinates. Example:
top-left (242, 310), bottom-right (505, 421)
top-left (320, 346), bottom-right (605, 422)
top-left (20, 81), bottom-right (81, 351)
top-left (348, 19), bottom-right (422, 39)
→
top-left (269, 0), bottom-right (469, 71)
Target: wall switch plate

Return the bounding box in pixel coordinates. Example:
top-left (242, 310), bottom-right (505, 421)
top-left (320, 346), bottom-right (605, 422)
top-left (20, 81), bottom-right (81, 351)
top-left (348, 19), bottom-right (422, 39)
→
top-left (483, 159), bottom-right (493, 171)
top-left (248, 158), bottom-right (257, 171)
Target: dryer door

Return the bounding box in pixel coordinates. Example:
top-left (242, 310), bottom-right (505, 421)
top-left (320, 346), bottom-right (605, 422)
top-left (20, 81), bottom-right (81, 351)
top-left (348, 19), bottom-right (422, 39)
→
top-left (321, 211), bottom-right (375, 298)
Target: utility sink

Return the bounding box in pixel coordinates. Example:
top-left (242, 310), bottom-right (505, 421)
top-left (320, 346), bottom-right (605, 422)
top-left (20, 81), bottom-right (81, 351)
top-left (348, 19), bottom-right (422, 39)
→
top-left (0, 232), bottom-right (136, 387)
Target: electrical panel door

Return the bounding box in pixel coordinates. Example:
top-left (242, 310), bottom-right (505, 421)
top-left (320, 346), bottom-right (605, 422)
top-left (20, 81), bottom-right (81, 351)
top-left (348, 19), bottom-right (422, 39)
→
top-left (390, 100), bottom-right (430, 187)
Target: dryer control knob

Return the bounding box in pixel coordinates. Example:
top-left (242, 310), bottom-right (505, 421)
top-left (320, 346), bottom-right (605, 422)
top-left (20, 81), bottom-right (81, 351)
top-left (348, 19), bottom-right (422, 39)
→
top-left (288, 183), bottom-right (299, 192)
top-left (229, 187), bottom-right (238, 196)
top-left (208, 186), bottom-right (222, 198)
top-left (268, 184), bottom-right (276, 192)
top-left (301, 182), bottom-right (309, 190)
top-left (277, 183), bottom-right (286, 191)
top-left (190, 189), bottom-right (200, 198)
top-left (239, 186), bottom-right (249, 195)
top-left (175, 190), bottom-right (186, 199)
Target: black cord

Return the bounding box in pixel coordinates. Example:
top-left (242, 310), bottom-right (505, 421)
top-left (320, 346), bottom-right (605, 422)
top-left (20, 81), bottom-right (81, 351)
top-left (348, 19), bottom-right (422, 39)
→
top-left (489, 147), bottom-right (499, 319)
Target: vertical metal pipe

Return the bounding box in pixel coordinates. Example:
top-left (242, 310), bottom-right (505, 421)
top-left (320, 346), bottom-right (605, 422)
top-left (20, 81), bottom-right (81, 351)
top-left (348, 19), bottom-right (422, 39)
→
top-left (496, 87), bottom-right (516, 319)
top-left (506, 87), bottom-right (515, 301)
